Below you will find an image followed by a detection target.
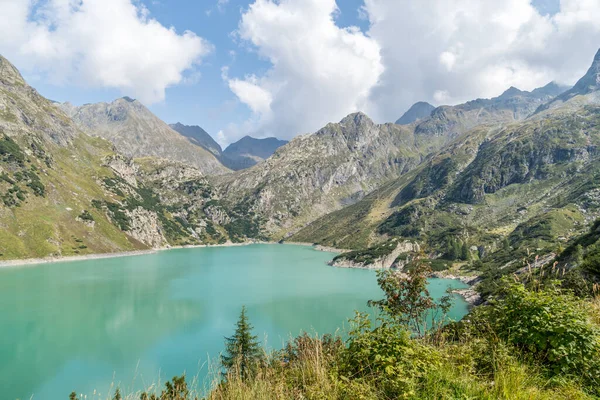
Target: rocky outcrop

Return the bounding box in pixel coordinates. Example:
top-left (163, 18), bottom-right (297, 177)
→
top-left (452, 289), bottom-right (483, 306)
top-left (124, 207), bottom-right (167, 249)
top-left (329, 241), bottom-right (420, 269)
top-left (105, 156), bottom-right (139, 187)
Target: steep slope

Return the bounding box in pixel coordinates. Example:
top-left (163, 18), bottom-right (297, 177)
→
top-left (396, 102), bottom-right (435, 125)
top-left (61, 99), bottom-right (230, 175)
top-left (293, 50), bottom-right (600, 281)
top-left (169, 122), bottom-right (222, 157)
top-left (0, 55), bottom-right (145, 259)
top-left (536, 49), bottom-right (600, 113)
top-left (217, 112), bottom-right (433, 236)
top-left (221, 136), bottom-right (288, 170)
top-left (0, 55), bottom-right (260, 261)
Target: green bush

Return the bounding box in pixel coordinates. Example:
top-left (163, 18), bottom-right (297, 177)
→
top-left (78, 210), bottom-right (94, 222)
top-left (473, 280), bottom-right (600, 389)
top-left (0, 135), bottom-right (25, 164)
top-left (338, 313), bottom-right (441, 398)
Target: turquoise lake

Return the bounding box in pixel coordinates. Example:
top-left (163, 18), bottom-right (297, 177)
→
top-left (0, 244), bottom-right (469, 399)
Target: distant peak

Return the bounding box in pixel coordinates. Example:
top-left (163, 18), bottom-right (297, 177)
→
top-left (340, 111), bottom-right (373, 126)
top-left (395, 102), bottom-right (435, 125)
top-left (121, 96), bottom-right (136, 103)
top-left (499, 86), bottom-right (525, 98)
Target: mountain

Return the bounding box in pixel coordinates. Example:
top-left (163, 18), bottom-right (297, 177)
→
top-left (292, 49), bottom-right (600, 283)
top-left (413, 82), bottom-right (570, 153)
top-left (536, 49), bottom-right (600, 113)
top-left (221, 136), bottom-right (288, 170)
top-left (0, 55), bottom-right (262, 261)
top-left (396, 102), bottom-right (435, 125)
top-left (217, 112), bottom-right (438, 236)
top-left (61, 99), bottom-right (230, 175)
top-left (169, 122), bottom-right (222, 157)
top-left (217, 81), bottom-right (570, 238)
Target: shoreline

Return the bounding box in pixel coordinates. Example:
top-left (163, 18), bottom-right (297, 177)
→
top-left (0, 240), bottom-right (326, 269)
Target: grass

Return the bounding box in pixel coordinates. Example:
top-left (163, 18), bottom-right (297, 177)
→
top-left (93, 333), bottom-right (596, 400)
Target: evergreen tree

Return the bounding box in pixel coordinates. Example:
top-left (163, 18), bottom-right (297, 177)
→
top-left (221, 306), bottom-right (262, 380)
top-left (113, 388), bottom-right (122, 400)
top-left (447, 238), bottom-right (461, 260)
top-left (461, 242), bottom-right (470, 261)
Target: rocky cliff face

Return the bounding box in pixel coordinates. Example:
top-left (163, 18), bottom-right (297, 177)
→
top-left (61, 99), bottom-right (230, 175)
top-left (330, 240), bottom-right (420, 269)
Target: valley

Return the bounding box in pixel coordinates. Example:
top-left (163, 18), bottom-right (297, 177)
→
top-left (2, 44), bottom-right (600, 399)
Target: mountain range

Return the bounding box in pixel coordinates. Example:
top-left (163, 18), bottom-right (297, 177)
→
top-left (2, 47), bottom-right (600, 286)
top-left (168, 123), bottom-right (288, 171)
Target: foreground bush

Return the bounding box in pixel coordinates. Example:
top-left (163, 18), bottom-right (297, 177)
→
top-left (471, 280), bottom-right (600, 391)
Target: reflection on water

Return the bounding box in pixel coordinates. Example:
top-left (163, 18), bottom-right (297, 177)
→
top-left (0, 245), bottom-right (469, 399)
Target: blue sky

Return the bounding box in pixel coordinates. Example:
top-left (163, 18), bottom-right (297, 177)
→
top-left (18, 0), bottom-right (371, 142)
top-left (3, 0), bottom-right (596, 148)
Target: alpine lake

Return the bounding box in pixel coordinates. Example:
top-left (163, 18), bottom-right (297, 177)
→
top-left (0, 244), bottom-right (469, 399)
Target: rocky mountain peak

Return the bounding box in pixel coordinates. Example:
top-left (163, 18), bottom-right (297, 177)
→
top-left (340, 111), bottom-right (375, 128)
top-left (396, 102), bottom-right (435, 125)
top-left (531, 81), bottom-right (569, 97)
top-left (0, 55), bottom-right (26, 86)
top-left (535, 48), bottom-right (600, 113)
top-left (498, 86), bottom-right (525, 99)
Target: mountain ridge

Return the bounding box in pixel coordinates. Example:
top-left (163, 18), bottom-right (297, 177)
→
top-left (61, 98), bottom-right (230, 175)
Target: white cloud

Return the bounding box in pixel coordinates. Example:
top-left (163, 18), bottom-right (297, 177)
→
top-left (223, 0), bottom-right (383, 142)
top-left (0, 0), bottom-right (211, 104)
top-left (363, 0), bottom-right (600, 122)
top-left (223, 0), bottom-right (600, 143)
top-left (228, 76), bottom-right (273, 115)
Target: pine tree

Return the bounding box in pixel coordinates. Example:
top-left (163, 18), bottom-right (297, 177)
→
top-left (461, 242), bottom-right (470, 261)
top-left (221, 306), bottom-right (262, 380)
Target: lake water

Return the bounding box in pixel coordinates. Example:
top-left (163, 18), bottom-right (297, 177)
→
top-left (0, 244), bottom-right (469, 399)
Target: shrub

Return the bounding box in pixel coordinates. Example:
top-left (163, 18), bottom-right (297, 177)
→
top-left (78, 210), bottom-right (94, 222)
top-left (338, 312), bottom-right (441, 398)
top-left (367, 263), bottom-right (452, 336)
top-left (473, 280), bottom-right (600, 390)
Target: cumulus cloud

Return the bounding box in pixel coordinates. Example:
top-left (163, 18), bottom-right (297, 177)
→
top-left (223, 0), bottom-right (383, 142)
top-left (363, 0), bottom-right (600, 122)
top-left (224, 0), bottom-right (600, 142)
top-left (0, 0), bottom-right (211, 103)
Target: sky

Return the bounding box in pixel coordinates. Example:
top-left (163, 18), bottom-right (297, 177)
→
top-left (0, 0), bottom-right (599, 147)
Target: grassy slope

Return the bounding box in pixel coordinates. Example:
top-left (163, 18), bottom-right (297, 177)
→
top-left (0, 133), bottom-right (147, 260)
